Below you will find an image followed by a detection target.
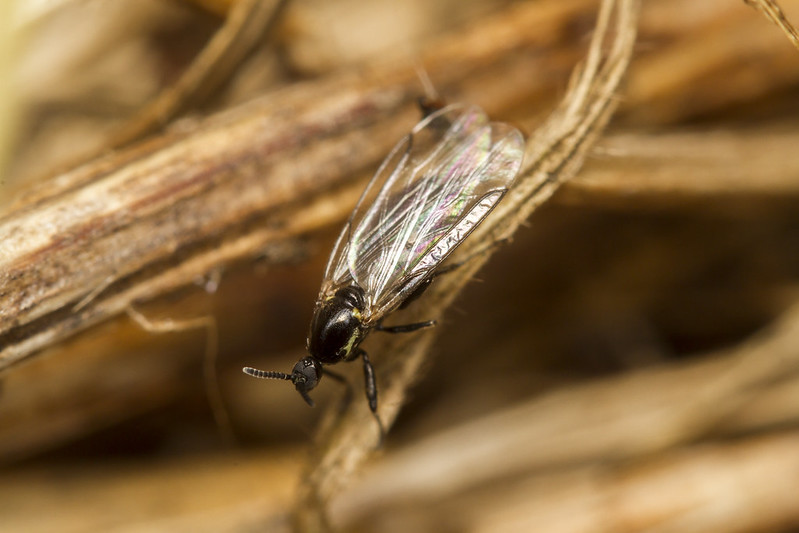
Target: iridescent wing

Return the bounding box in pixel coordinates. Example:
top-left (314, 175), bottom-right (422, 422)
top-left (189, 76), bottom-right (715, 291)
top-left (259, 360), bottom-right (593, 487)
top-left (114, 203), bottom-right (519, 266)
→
top-left (319, 103), bottom-right (524, 321)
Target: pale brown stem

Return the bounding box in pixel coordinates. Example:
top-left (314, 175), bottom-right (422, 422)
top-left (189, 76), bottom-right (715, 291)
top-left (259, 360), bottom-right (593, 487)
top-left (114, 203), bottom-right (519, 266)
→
top-left (745, 0), bottom-right (799, 50)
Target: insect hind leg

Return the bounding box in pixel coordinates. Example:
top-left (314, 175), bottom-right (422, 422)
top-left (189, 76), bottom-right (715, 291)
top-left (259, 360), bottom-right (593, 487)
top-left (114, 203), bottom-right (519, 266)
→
top-left (376, 320), bottom-right (436, 333)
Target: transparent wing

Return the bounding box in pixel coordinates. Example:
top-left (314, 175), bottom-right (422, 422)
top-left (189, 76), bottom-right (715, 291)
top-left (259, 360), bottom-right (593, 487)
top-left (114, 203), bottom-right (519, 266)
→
top-left (322, 103), bottom-right (523, 319)
top-left (316, 119), bottom-right (417, 300)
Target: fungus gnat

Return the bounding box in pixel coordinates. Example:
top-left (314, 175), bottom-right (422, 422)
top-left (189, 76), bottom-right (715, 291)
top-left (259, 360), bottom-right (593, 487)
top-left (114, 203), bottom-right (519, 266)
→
top-left (244, 102), bottom-right (524, 437)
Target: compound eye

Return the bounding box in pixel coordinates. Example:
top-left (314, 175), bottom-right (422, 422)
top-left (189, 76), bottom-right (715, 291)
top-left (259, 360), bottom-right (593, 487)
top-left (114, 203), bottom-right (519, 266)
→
top-left (292, 358), bottom-right (321, 391)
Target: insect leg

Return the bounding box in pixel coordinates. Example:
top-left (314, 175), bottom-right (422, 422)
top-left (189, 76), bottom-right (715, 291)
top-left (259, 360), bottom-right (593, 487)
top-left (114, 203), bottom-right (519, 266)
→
top-left (358, 349), bottom-right (386, 443)
top-left (376, 320), bottom-right (436, 333)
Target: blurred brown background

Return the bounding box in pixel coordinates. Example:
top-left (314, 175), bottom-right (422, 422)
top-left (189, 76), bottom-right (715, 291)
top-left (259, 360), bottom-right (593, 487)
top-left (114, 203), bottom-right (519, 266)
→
top-left (2, 0), bottom-right (799, 531)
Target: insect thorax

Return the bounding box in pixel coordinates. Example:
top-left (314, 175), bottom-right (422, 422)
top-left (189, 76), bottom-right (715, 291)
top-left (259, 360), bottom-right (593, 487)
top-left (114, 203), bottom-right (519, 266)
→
top-left (307, 285), bottom-right (367, 364)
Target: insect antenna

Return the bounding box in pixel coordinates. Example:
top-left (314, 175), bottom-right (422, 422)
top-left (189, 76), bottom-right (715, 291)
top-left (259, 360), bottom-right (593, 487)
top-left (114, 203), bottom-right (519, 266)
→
top-left (242, 366), bottom-right (317, 407)
top-left (242, 367), bottom-right (292, 381)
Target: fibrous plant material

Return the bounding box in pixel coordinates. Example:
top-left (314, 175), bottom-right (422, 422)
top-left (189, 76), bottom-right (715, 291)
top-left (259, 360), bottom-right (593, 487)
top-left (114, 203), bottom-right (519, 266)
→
top-left (3, 0), bottom-right (799, 532)
top-left (745, 0), bottom-right (799, 50)
top-left (331, 303), bottom-right (799, 532)
top-left (106, 0), bottom-right (288, 151)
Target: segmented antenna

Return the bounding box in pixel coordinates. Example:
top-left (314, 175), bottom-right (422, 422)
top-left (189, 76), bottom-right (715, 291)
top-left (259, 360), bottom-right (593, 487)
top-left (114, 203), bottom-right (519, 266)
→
top-left (243, 366), bottom-right (316, 407)
top-left (242, 367), bottom-right (292, 381)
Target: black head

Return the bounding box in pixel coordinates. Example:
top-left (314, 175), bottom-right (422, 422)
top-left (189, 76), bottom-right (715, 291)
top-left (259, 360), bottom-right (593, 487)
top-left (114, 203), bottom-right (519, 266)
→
top-left (242, 285), bottom-right (367, 408)
top-left (243, 357), bottom-right (322, 407)
top-left (307, 286), bottom-right (367, 364)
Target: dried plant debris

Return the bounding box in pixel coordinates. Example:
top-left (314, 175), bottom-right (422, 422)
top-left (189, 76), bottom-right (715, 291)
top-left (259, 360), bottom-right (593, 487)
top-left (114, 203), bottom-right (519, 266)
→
top-left (106, 0), bottom-right (288, 151)
top-left (745, 0), bottom-right (799, 49)
top-left (331, 302), bottom-right (799, 532)
top-left (2, 0), bottom-right (799, 532)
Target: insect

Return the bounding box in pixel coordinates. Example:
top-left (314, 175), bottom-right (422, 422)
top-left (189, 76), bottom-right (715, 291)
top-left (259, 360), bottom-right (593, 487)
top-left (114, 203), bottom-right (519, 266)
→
top-left (244, 102), bottom-right (524, 437)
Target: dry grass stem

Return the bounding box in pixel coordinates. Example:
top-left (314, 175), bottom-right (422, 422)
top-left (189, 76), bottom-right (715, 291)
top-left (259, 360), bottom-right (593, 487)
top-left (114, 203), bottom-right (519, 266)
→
top-left (348, 432), bottom-right (799, 533)
top-left (124, 306), bottom-right (235, 445)
top-left (745, 0), bottom-right (799, 49)
top-left (106, 0), bottom-right (287, 152)
top-left (567, 126), bottom-right (799, 207)
top-left (335, 300), bottom-right (799, 525)
top-left (3, 1), bottom-right (799, 531)
top-left (0, 450), bottom-right (301, 533)
top-left (325, 301), bottom-right (799, 530)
